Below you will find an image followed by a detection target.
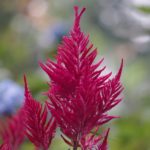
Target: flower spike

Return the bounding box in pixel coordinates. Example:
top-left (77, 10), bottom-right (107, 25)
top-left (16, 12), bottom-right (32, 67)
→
top-left (115, 59), bottom-right (123, 81)
top-left (41, 6), bottom-right (124, 149)
top-left (73, 6), bottom-right (86, 33)
top-left (23, 76), bottom-right (56, 150)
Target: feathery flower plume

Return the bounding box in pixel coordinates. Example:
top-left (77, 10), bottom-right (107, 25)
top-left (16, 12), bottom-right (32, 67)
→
top-left (41, 6), bottom-right (123, 149)
top-left (0, 109), bottom-right (25, 150)
top-left (23, 76), bottom-right (56, 150)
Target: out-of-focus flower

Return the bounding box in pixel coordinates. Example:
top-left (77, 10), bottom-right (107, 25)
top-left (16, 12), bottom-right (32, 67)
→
top-left (97, 0), bottom-right (150, 40)
top-left (27, 0), bottom-right (48, 18)
top-left (97, 0), bottom-right (150, 53)
top-left (38, 23), bottom-right (69, 49)
top-left (0, 109), bottom-right (25, 150)
top-left (41, 6), bottom-right (123, 149)
top-left (0, 80), bottom-right (24, 116)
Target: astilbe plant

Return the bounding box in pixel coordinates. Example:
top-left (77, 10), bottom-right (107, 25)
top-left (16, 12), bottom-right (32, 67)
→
top-left (0, 6), bottom-right (123, 150)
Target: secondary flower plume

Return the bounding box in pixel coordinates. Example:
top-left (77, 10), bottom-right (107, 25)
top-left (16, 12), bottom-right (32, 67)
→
top-left (41, 6), bottom-right (123, 149)
top-left (23, 76), bottom-right (56, 150)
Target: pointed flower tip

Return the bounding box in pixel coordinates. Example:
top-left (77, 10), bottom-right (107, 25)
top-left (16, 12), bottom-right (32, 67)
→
top-left (73, 6), bottom-right (86, 31)
top-left (100, 128), bottom-right (110, 149)
top-left (74, 6), bottom-right (86, 16)
top-left (23, 74), bottom-right (30, 98)
top-left (116, 59), bottom-right (123, 80)
top-left (121, 58), bottom-right (124, 70)
top-left (23, 74), bottom-right (28, 91)
top-left (104, 128), bottom-right (110, 143)
top-left (106, 128), bottom-right (110, 138)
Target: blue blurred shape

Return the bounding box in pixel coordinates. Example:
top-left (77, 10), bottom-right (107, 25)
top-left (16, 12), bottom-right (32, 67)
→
top-left (39, 22), bottom-right (69, 49)
top-left (0, 79), bottom-right (24, 116)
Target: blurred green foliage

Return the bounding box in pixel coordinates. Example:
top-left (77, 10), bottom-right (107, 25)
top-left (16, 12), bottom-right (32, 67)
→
top-left (137, 6), bottom-right (150, 14)
top-left (110, 116), bottom-right (150, 150)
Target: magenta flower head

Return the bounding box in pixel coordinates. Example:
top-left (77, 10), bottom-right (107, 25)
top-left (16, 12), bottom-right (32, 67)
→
top-left (41, 6), bottom-right (123, 149)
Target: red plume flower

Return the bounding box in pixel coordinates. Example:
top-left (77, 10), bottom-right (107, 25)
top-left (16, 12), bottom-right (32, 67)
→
top-left (23, 76), bottom-right (56, 150)
top-left (40, 6), bottom-right (123, 149)
top-left (0, 109), bottom-right (25, 150)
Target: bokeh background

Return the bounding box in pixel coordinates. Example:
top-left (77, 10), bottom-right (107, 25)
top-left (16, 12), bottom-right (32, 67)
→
top-left (0, 0), bottom-right (150, 150)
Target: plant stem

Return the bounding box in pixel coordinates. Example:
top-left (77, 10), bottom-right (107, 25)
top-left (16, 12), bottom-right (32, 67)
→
top-left (73, 141), bottom-right (78, 150)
